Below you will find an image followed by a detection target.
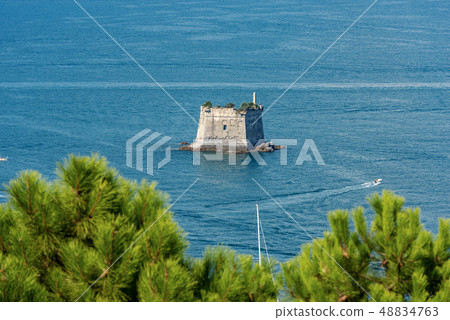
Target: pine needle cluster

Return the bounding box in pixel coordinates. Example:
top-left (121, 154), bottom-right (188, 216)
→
top-left (280, 191), bottom-right (449, 302)
top-left (0, 155), bottom-right (448, 301)
top-left (0, 155), bottom-right (277, 302)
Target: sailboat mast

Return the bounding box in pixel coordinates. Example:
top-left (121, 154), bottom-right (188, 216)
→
top-left (256, 203), bottom-right (261, 266)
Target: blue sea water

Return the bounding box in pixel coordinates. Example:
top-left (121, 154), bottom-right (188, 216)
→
top-left (0, 0), bottom-right (449, 262)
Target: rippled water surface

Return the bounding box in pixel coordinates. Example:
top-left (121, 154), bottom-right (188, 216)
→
top-left (0, 0), bottom-right (449, 261)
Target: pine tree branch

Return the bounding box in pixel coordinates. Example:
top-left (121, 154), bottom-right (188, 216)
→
top-left (148, 275), bottom-right (157, 299)
top-left (38, 196), bottom-right (49, 234)
top-left (14, 200), bottom-right (30, 220)
top-left (154, 232), bottom-right (163, 261)
top-left (398, 237), bottom-right (415, 265)
top-left (71, 161), bottom-right (81, 221)
top-left (146, 237), bottom-right (151, 258)
top-left (102, 267), bottom-right (108, 293)
top-left (108, 221), bottom-right (117, 265)
top-left (116, 251), bottom-right (132, 285)
top-left (216, 255), bottom-right (224, 274)
top-left (147, 231), bottom-right (163, 262)
top-left (88, 186), bottom-right (103, 218)
top-left (55, 279), bottom-right (63, 299)
top-left (18, 238), bottom-right (28, 267)
top-left (75, 254), bottom-right (88, 282)
top-left (140, 189), bottom-right (150, 226)
top-left (0, 267), bottom-right (6, 302)
top-left (26, 176), bottom-right (35, 216)
top-left (221, 262), bottom-right (237, 301)
top-left (360, 273), bottom-right (380, 284)
top-left (163, 264), bottom-right (169, 302)
top-left (0, 235), bottom-right (6, 253)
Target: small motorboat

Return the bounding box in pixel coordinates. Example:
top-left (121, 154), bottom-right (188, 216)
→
top-left (0, 156), bottom-right (8, 162)
top-left (374, 178), bottom-right (382, 185)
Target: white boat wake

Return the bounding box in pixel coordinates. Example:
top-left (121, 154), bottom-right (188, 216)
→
top-left (269, 179), bottom-right (382, 206)
top-left (361, 179), bottom-right (382, 188)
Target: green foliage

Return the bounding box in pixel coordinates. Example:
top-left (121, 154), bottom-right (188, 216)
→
top-left (202, 101), bottom-right (212, 108)
top-left (0, 155), bottom-right (276, 301)
top-left (281, 190), bottom-right (450, 302)
top-left (0, 156), bottom-right (447, 302)
top-left (238, 102), bottom-right (250, 112)
top-left (191, 246), bottom-right (278, 301)
top-left (0, 253), bottom-right (48, 302)
top-left (280, 209), bottom-right (371, 302)
top-left (200, 101), bottom-right (259, 112)
top-left (0, 155), bottom-right (188, 301)
top-left (237, 102), bottom-right (258, 112)
top-left (138, 258), bottom-right (194, 302)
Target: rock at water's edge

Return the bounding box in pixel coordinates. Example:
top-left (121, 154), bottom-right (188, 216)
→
top-left (178, 142), bottom-right (283, 153)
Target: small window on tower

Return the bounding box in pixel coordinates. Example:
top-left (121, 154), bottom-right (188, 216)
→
top-left (223, 125), bottom-right (227, 130)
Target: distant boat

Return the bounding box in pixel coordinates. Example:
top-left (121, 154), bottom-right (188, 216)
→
top-left (0, 156), bottom-right (8, 162)
top-left (374, 178), bottom-right (382, 185)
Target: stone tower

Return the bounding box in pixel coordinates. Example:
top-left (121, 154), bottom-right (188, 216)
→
top-left (189, 93), bottom-right (265, 153)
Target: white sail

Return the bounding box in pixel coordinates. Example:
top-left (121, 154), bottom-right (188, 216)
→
top-left (256, 203), bottom-right (261, 267)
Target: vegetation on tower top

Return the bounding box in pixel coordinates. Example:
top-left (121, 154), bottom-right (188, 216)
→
top-left (201, 101), bottom-right (261, 112)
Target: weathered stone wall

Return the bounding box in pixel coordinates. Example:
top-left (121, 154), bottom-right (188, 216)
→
top-left (244, 109), bottom-right (264, 147)
top-left (191, 106), bottom-right (265, 152)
